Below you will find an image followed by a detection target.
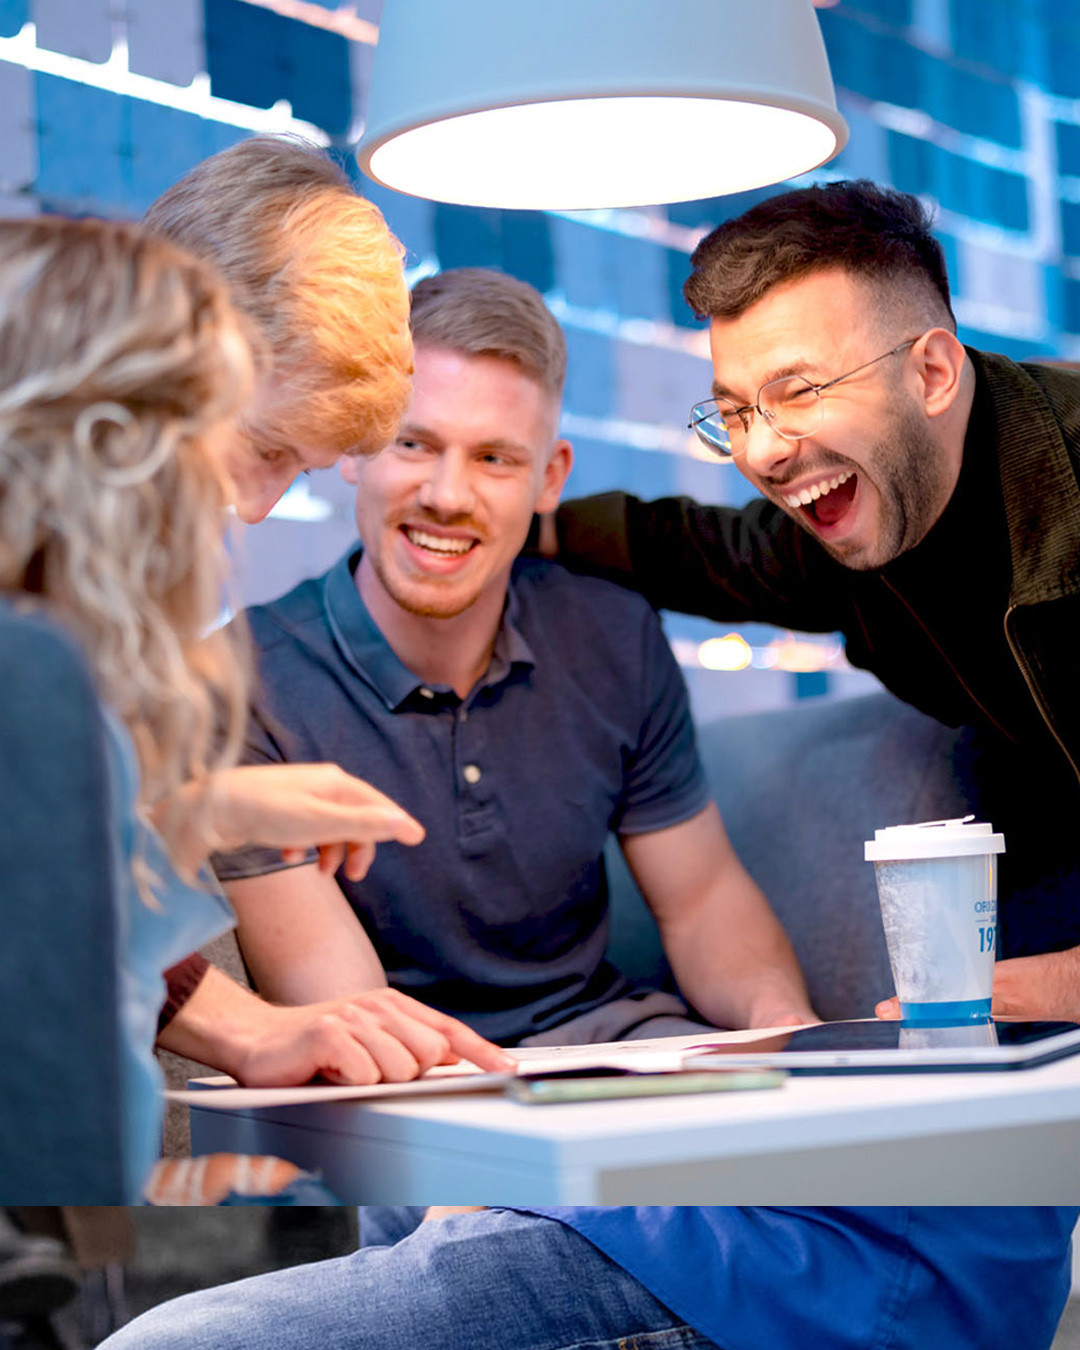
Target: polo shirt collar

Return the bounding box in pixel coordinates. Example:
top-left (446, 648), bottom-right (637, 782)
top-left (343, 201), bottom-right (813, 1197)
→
top-left (323, 546), bottom-right (536, 710)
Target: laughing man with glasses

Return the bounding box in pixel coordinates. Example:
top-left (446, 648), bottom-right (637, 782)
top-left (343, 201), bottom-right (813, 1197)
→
top-left (554, 178), bottom-right (1080, 1027)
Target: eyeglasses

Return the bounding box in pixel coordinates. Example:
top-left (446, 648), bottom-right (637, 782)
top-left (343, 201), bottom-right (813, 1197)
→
top-left (688, 337), bottom-right (921, 460)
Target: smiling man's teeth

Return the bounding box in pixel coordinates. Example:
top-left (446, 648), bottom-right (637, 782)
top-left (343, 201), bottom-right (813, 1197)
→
top-left (782, 470), bottom-right (852, 509)
top-left (406, 527), bottom-right (474, 555)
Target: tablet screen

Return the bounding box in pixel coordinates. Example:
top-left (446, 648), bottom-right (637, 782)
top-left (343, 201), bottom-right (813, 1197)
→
top-left (682, 1019), bottom-right (1080, 1073)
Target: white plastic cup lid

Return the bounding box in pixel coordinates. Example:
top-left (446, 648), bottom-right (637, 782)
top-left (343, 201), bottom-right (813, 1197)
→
top-left (864, 815), bottom-right (1006, 862)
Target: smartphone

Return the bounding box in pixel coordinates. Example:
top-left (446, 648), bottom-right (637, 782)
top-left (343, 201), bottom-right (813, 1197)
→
top-left (504, 1067), bottom-right (786, 1105)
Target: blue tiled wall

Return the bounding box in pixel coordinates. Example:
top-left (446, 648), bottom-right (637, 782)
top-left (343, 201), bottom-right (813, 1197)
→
top-left (6, 0), bottom-right (1080, 705)
top-left (0, 0), bottom-right (25, 38)
top-left (10, 1), bottom-right (1077, 416)
top-left (205, 0), bottom-right (352, 134)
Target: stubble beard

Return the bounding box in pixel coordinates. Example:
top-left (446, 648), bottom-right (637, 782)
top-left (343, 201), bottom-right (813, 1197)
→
top-left (787, 400), bottom-right (945, 572)
top-left (366, 541), bottom-right (480, 621)
top-left (379, 562), bottom-right (477, 620)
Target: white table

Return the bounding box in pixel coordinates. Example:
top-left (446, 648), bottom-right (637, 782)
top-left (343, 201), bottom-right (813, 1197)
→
top-left (189, 1052), bottom-right (1080, 1204)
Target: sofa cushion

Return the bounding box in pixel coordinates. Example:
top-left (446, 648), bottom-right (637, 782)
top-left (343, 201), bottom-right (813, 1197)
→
top-left (606, 693), bottom-right (975, 1022)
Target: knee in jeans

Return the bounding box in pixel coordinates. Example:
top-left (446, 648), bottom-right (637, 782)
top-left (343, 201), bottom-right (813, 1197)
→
top-left (102, 1301), bottom-right (222, 1350)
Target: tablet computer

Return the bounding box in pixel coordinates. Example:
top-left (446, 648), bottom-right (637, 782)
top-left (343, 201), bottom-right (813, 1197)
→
top-left (682, 1019), bottom-right (1080, 1074)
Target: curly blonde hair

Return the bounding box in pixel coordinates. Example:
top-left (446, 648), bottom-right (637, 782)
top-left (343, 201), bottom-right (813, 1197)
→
top-left (143, 135), bottom-right (413, 458)
top-left (0, 216), bottom-right (255, 824)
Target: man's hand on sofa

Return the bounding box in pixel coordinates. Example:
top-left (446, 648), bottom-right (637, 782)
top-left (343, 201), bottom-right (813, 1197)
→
top-left (876, 945), bottom-right (1080, 1023)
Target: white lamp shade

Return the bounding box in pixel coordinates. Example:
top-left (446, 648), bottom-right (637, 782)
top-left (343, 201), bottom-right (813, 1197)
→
top-left (358, 0), bottom-right (848, 210)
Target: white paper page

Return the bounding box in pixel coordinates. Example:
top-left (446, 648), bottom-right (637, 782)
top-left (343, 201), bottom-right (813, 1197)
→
top-left (510, 1022), bottom-right (822, 1065)
top-left (167, 1022), bottom-right (820, 1111)
top-left (169, 1064), bottom-right (512, 1109)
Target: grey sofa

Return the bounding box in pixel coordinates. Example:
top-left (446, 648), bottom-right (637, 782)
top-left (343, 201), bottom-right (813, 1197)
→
top-left (0, 608), bottom-right (127, 1202)
top-left (606, 691), bottom-right (976, 1022)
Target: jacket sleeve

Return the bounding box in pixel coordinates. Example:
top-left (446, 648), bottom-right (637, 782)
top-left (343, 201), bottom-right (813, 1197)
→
top-left (555, 490), bottom-right (852, 633)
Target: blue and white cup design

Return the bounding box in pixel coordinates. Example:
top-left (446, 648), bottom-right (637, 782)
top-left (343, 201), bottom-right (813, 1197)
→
top-left (865, 818), bottom-right (1005, 1023)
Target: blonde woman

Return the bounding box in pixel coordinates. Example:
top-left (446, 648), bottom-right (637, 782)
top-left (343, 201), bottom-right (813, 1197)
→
top-left (0, 216), bottom-right (508, 1200)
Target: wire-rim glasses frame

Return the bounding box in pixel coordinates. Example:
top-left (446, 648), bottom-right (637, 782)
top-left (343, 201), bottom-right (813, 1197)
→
top-left (687, 336), bottom-right (922, 460)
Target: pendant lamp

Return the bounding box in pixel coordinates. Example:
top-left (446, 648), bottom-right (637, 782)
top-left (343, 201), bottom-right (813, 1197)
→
top-left (357, 0), bottom-right (848, 210)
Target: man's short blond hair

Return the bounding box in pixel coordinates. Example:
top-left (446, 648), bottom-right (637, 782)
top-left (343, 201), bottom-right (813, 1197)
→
top-left (410, 268), bottom-right (566, 398)
top-left (143, 134), bottom-right (413, 457)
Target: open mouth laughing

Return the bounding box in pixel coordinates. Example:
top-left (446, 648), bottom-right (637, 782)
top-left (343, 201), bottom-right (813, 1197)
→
top-left (779, 470), bottom-right (858, 531)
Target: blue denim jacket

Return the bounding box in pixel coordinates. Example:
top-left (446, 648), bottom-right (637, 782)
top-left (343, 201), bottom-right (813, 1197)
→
top-left (103, 713), bottom-right (235, 1200)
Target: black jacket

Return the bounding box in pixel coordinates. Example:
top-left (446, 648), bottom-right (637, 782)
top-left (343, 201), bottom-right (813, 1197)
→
top-left (557, 349), bottom-right (1080, 787)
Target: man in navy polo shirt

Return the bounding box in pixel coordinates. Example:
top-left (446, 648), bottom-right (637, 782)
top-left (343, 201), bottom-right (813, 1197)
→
top-left (213, 267), bottom-right (815, 1048)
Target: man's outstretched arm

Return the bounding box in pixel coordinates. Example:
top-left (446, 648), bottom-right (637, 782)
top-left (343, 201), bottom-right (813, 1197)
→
top-left (621, 802), bottom-right (818, 1030)
top-left (156, 963), bottom-right (513, 1085)
top-left (551, 492), bottom-right (847, 633)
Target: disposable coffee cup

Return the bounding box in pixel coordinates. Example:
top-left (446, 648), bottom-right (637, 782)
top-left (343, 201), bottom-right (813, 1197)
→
top-left (899, 1021), bottom-right (1000, 1051)
top-left (864, 817), bottom-right (1005, 1023)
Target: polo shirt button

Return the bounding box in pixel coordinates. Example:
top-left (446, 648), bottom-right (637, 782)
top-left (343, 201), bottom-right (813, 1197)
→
top-left (418, 687), bottom-right (435, 699)
top-left (463, 764), bottom-right (482, 784)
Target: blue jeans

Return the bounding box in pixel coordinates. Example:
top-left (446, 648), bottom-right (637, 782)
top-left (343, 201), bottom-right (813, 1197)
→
top-left (99, 1209), bottom-right (718, 1350)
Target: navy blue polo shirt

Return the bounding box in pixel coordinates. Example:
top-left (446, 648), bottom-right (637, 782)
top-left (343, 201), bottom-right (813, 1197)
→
top-left (214, 547), bottom-right (709, 1043)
